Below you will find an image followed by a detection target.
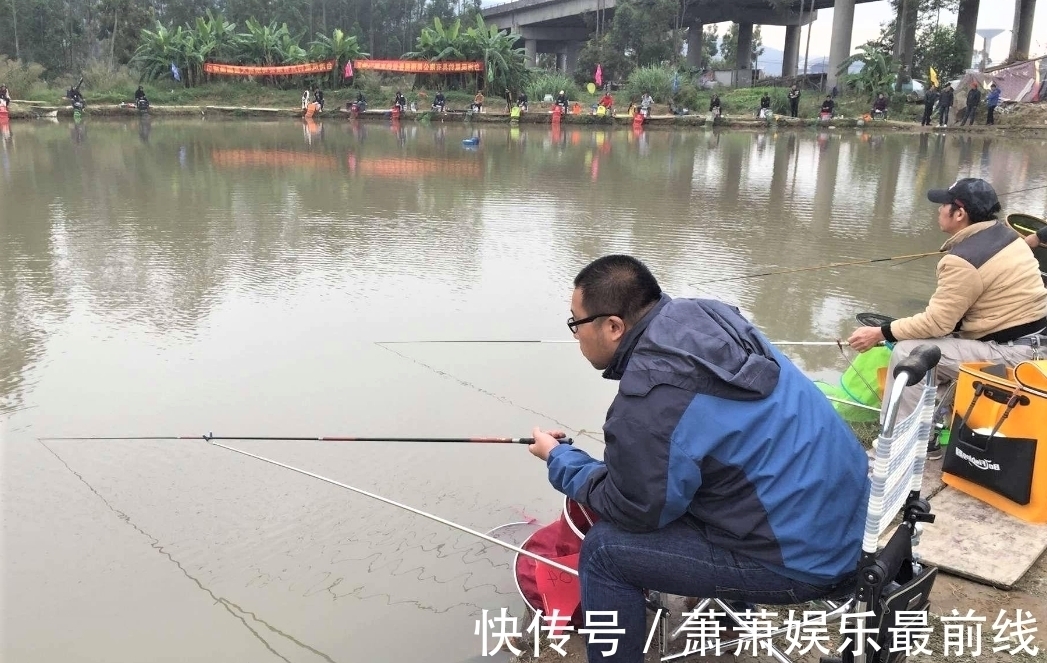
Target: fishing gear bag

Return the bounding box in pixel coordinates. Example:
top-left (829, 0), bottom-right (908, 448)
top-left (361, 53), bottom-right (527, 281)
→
top-left (942, 360), bottom-right (1047, 523)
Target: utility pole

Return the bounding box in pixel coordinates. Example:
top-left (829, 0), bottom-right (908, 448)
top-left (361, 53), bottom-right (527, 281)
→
top-left (802, 0), bottom-right (813, 78)
top-left (9, 0), bottom-right (19, 61)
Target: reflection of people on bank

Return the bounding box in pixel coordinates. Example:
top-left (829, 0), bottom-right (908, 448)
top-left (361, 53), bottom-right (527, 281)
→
top-left (138, 117), bottom-right (151, 143)
top-left (1, 117), bottom-right (11, 143)
top-left (71, 121), bottom-right (86, 144)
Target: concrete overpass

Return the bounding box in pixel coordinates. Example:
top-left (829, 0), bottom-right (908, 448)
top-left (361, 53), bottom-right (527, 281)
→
top-left (483, 0), bottom-right (1038, 91)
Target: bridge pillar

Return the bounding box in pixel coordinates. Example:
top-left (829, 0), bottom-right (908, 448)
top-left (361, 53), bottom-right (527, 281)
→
top-left (782, 24), bottom-right (801, 78)
top-left (1010, 0), bottom-right (1037, 61)
top-left (524, 39), bottom-right (537, 68)
top-left (827, 0), bottom-right (856, 91)
top-left (956, 0), bottom-right (979, 69)
top-left (556, 53), bottom-right (566, 72)
top-left (687, 22), bottom-right (704, 68)
top-left (736, 22), bottom-right (753, 87)
top-left (893, 0), bottom-right (917, 85)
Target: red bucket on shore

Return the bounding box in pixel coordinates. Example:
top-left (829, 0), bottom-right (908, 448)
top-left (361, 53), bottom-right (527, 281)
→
top-left (513, 497), bottom-right (598, 630)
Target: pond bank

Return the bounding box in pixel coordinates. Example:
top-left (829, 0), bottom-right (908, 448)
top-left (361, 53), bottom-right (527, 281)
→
top-left (5, 101), bottom-right (1046, 136)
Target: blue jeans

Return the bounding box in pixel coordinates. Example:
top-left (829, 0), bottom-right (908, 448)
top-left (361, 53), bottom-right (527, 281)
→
top-left (579, 519), bottom-right (854, 662)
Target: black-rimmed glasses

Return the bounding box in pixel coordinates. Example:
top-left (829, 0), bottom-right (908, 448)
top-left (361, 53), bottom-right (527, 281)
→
top-left (567, 313), bottom-right (620, 334)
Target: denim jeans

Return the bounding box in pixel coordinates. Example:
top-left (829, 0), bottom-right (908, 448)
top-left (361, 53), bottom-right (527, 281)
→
top-left (578, 519), bottom-right (853, 662)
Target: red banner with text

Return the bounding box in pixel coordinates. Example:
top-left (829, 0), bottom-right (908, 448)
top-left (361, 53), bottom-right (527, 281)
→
top-left (352, 60), bottom-right (484, 73)
top-left (204, 60), bottom-right (336, 76)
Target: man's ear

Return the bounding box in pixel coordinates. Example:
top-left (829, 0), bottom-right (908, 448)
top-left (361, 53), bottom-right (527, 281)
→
top-left (607, 316), bottom-right (627, 341)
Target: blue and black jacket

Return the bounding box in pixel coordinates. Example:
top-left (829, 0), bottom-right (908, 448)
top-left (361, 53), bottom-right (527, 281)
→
top-left (547, 294), bottom-right (871, 585)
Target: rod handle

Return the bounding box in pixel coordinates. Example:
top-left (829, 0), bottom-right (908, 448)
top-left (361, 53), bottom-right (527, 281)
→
top-left (893, 344), bottom-right (942, 386)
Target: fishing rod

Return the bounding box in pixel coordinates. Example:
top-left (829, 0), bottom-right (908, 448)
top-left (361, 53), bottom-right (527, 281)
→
top-left (692, 250), bottom-right (942, 286)
top-left (377, 340), bottom-right (851, 347)
top-left (206, 439), bottom-right (580, 576)
top-left (38, 433), bottom-right (573, 444)
top-left (691, 184), bottom-right (1047, 288)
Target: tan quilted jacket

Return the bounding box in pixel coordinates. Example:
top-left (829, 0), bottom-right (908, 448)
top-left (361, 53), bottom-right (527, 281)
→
top-left (890, 221), bottom-right (1047, 341)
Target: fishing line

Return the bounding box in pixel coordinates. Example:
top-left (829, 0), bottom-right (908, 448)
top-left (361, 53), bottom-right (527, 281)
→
top-left (208, 439), bottom-right (580, 576)
top-left (374, 341), bottom-right (604, 445)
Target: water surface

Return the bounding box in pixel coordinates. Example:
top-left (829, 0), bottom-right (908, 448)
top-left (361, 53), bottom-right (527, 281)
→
top-left (3, 118), bottom-right (1046, 662)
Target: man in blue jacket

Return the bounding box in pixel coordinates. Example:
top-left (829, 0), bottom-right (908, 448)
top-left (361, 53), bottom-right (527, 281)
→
top-left (529, 255), bottom-right (871, 662)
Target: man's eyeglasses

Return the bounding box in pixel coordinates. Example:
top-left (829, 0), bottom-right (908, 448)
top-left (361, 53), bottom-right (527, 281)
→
top-left (567, 313), bottom-right (620, 334)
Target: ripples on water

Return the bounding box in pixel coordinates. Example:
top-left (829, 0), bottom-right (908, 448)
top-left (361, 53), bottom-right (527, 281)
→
top-left (3, 119), bottom-right (1047, 662)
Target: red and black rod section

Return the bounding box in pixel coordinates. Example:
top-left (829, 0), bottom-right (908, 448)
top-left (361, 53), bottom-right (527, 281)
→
top-left (38, 433), bottom-right (574, 445)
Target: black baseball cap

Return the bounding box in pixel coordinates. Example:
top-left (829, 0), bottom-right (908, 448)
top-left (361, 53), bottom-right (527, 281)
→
top-left (927, 178), bottom-right (1002, 219)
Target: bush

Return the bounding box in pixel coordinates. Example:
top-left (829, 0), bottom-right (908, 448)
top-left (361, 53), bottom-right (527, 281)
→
top-left (526, 71), bottom-right (580, 104)
top-left (0, 56), bottom-right (46, 99)
top-left (624, 65), bottom-right (673, 104)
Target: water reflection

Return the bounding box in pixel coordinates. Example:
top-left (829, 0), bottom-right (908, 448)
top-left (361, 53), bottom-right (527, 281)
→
top-left (3, 120), bottom-right (1047, 418)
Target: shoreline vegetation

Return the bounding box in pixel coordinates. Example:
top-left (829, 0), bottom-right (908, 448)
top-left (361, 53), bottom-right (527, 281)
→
top-left (4, 82), bottom-right (1039, 134)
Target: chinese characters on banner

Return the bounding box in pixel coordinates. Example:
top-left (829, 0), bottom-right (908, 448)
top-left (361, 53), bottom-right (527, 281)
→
top-left (475, 608), bottom-right (1041, 658)
top-left (352, 59), bottom-right (484, 73)
top-left (203, 60), bottom-right (336, 76)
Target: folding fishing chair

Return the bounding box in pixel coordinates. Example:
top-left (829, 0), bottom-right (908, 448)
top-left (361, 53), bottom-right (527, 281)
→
top-left (648, 344), bottom-right (943, 663)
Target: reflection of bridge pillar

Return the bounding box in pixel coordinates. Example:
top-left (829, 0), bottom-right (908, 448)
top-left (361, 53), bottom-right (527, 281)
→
top-left (873, 143), bottom-right (904, 233)
top-left (956, 0), bottom-right (980, 68)
top-left (565, 42), bottom-right (581, 74)
top-left (723, 139), bottom-right (745, 203)
top-left (524, 39), bottom-right (537, 68)
top-left (687, 22), bottom-right (704, 68)
top-left (782, 25), bottom-right (801, 78)
top-left (812, 138), bottom-right (840, 233)
top-left (769, 134), bottom-right (794, 204)
top-left (1010, 0), bottom-right (1037, 61)
top-left (827, 0), bottom-right (856, 91)
top-left (736, 22), bottom-right (753, 87)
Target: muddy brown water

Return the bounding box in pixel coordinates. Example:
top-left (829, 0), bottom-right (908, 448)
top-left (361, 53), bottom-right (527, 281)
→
top-left (3, 119), bottom-right (1047, 662)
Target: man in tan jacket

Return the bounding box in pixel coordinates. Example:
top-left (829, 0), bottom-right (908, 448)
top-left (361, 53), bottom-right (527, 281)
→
top-left (848, 178), bottom-right (1047, 458)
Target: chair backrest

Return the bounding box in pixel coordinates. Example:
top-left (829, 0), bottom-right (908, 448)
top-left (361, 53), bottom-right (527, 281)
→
top-left (862, 347), bottom-right (939, 554)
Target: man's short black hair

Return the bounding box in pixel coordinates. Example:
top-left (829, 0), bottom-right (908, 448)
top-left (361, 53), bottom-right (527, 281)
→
top-left (573, 255), bottom-right (662, 324)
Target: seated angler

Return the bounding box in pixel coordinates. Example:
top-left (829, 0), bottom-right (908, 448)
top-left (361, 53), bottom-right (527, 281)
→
top-left (820, 95), bottom-right (834, 117)
top-left (529, 255), bottom-right (871, 663)
top-left (517, 90), bottom-right (528, 111)
top-left (849, 178), bottom-right (1047, 459)
top-left (432, 90), bottom-right (446, 112)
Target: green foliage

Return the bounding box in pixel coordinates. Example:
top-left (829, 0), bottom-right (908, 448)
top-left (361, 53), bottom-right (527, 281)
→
top-left (604, 0), bottom-right (678, 71)
top-left (913, 26), bottom-right (967, 82)
top-left (839, 44), bottom-right (897, 99)
top-left (309, 28), bottom-right (366, 87)
top-left (699, 25), bottom-right (719, 69)
top-left (405, 16), bottom-right (528, 94)
top-left (0, 56), bottom-right (45, 98)
top-left (575, 33), bottom-right (633, 88)
top-left (624, 65), bottom-right (673, 104)
top-left (526, 71), bottom-right (581, 104)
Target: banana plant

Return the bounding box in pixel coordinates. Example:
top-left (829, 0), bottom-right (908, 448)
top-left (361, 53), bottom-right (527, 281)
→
top-left (839, 44), bottom-right (897, 99)
top-left (309, 28), bottom-right (369, 87)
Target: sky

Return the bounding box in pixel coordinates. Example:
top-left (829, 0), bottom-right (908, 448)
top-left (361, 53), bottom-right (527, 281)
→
top-left (756, 0), bottom-right (1042, 71)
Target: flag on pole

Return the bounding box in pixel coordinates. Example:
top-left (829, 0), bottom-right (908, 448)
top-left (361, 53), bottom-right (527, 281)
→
top-left (595, 64), bottom-right (603, 87)
top-left (929, 67), bottom-right (939, 87)
top-left (344, 60), bottom-right (354, 79)
top-left (170, 62), bottom-right (181, 82)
